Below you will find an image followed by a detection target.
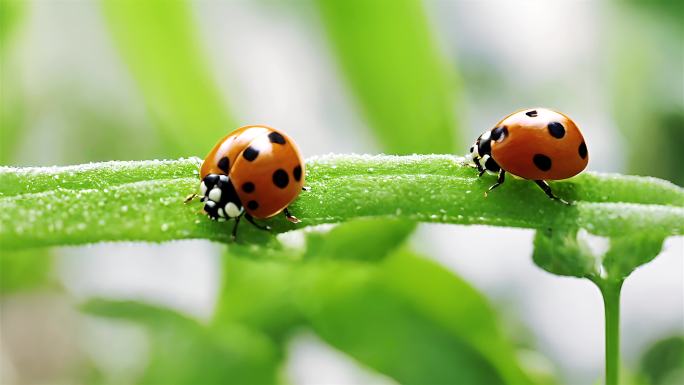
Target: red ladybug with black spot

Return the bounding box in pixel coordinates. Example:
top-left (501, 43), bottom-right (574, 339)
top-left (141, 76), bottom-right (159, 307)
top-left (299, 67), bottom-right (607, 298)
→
top-left (468, 108), bottom-right (588, 203)
top-left (187, 125), bottom-right (306, 238)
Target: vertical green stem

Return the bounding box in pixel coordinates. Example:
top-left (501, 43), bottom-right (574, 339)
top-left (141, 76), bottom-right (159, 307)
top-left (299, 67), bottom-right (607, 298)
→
top-left (599, 279), bottom-right (623, 385)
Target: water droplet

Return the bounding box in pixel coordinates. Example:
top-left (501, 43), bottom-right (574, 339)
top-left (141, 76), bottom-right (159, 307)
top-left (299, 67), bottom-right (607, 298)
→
top-left (160, 223), bottom-right (169, 232)
top-left (76, 223), bottom-right (86, 231)
top-left (121, 205), bottom-right (129, 212)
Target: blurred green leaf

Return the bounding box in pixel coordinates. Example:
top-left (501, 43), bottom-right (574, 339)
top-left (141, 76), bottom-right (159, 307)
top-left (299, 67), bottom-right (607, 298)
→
top-left (608, 7), bottom-right (684, 185)
top-left (0, 248), bottom-right (53, 294)
top-left (83, 299), bottom-right (280, 385)
top-left (2, 155), bottom-right (683, 250)
top-left (296, 249), bottom-right (537, 385)
top-left (102, 0), bottom-right (235, 156)
top-left (639, 335), bottom-right (684, 385)
top-left (304, 218), bottom-right (415, 261)
top-left (317, 0), bottom-right (460, 154)
top-left (0, 0), bottom-right (27, 165)
top-left (213, 255), bottom-right (303, 342)
top-left (0, 0), bottom-right (25, 51)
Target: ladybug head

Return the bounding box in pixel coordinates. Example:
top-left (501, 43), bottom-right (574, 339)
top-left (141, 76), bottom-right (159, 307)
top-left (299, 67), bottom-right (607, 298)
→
top-left (199, 174), bottom-right (244, 221)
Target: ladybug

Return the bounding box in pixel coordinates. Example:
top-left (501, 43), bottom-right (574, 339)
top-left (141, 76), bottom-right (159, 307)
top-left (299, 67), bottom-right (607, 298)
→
top-left (468, 108), bottom-right (588, 203)
top-left (187, 125), bottom-right (306, 238)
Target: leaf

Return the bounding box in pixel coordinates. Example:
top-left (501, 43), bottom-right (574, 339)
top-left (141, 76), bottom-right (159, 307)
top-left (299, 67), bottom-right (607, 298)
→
top-left (83, 299), bottom-right (280, 385)
top-left (602, 232), bottom-right (667, 281)
top-left (316, 0), bottom-right (460, 154)
top-left (295, 249), bottom-right (537, 385)
top-left (533, 228), bottom-right (668, 282)
top-left (212, 255), bottom-right (303, 342)
top-left (639, 335), bottom-right (684, 385)
top-left (304, 218), bottom-right (415, 261)
top-left (532, 229), bottom-right (597, 278)
top-left (1, 155), bottom-right (683, 250)
top-left (0, 248), bottom-right (54, 294)
top-left (101, 0), bottom-right (235, 156)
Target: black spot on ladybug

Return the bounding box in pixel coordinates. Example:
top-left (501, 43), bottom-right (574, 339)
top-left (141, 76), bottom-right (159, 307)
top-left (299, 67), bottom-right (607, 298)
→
top-left (491, 126), bottom-right (508, 141)
top-left (533, 154), bottom-right (552, 171)
top-left (217, 156), bottom-right (230, 173)
top-left (484, 156), bottom-right (500, 172)
top-left (526, 110), bottom-right (538, 117)
top-left (293, 165), bottom-right (302, 182)
top-left (579, 141), bottom-right (588, 159)
top-left (243, 146), bottom-right (259, 161)
top-left (272, 169), bottom-right (289, 188)
top-left (268, 131), bottom-right (286, 145)
top-left (247, 200), bottom-right (259, 210)
top-left (242, 182), bottom-right (255, 193)
top-left (547, 122), bottom-right (565, 139)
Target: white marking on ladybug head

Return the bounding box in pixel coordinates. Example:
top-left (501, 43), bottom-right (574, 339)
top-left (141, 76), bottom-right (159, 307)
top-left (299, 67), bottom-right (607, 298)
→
top-left (200, 181), bottom-right (207, 196)
top-left (208, 188), bottom-right (222, 202)
top-left (224, 202), bottom-right (243, 218)
top-left (480, 130), bottom-right (491, 142)
top-left (471, 142), bottom-right (480, 158)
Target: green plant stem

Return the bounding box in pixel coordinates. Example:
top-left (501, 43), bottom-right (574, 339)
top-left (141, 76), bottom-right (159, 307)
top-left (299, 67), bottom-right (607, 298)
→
top-left (599, 279), bottom-right (623, 385)
top-left (1, 155), bottom-right (682, 250)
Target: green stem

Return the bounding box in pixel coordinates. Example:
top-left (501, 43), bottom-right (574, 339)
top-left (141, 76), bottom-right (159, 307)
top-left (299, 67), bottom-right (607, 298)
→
top-left (599, 279), bottom-right (623, 385)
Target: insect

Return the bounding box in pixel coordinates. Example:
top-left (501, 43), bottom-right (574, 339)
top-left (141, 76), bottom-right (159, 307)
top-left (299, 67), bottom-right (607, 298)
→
top-left (468, 108), bottom-right (588, 203)
top-left (187, 125), bottom-right (306, 239)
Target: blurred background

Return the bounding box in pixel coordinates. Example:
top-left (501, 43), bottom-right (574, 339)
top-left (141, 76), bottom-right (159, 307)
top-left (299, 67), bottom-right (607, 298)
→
top-left (1, 0), bottom-right (682, 384)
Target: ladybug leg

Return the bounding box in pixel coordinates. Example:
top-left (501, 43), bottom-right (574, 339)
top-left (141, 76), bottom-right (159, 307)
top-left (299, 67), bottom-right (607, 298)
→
top-left (302, 186), bottom-right (311, 192)
top-left (183, 193), bottom-right (198, 203)
top-left (245, 214), bottom-right (272, 232)
top-left (534, 180), bottom-right (570, 205)
top-left (231, 215), bottom-right (242, 241)
top-left (284, 207), bottom-right (301, 224)
top-left (473, 158), bottom-right (486, 177)
top-left (484, 169), bottom-right (506, 197)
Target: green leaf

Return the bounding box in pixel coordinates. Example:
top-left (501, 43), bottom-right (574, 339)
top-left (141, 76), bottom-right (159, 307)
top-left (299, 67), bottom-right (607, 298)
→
top-left (316, 0), bottom-right (460, 154)
top-left (304, 218), bottom-right (415, 261)
top-left (533, 228), bottom-right (668, 282)
top-left (602, 232), bottom-right (667, 281)
top-left (83, 299), bottom-right (279, 385)
top-left (639, 335), bottom-right (684, 385)
top-left (101, 0), bottom-right (235, 156)
top-left (532, 229), bottom-right (597, 279)
top-left (213, 254), bottom-right (303, 342)
top-left (296, 249), bottom-right (537, 385)
top-left (1, 155), bottom-right (682, 250)
top-left (0, 248), bottom-right (54, 294)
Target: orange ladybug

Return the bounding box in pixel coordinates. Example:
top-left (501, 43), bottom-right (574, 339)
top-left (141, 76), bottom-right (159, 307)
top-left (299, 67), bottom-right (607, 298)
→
top-left (192, 125), bottom-right (306, 238)
top-left (468, 108), bottom-right (588, 203)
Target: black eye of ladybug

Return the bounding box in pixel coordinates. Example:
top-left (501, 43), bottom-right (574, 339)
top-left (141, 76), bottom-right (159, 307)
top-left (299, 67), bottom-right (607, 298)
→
top-left (203, 174), bottom-right (219, 187)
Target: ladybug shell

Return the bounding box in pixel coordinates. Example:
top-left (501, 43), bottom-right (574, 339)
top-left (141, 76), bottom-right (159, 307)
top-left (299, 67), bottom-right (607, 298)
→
top-left (490, 108), bottom-right (588, 180)
top-left (200, 125), bottom-right (305, 218)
